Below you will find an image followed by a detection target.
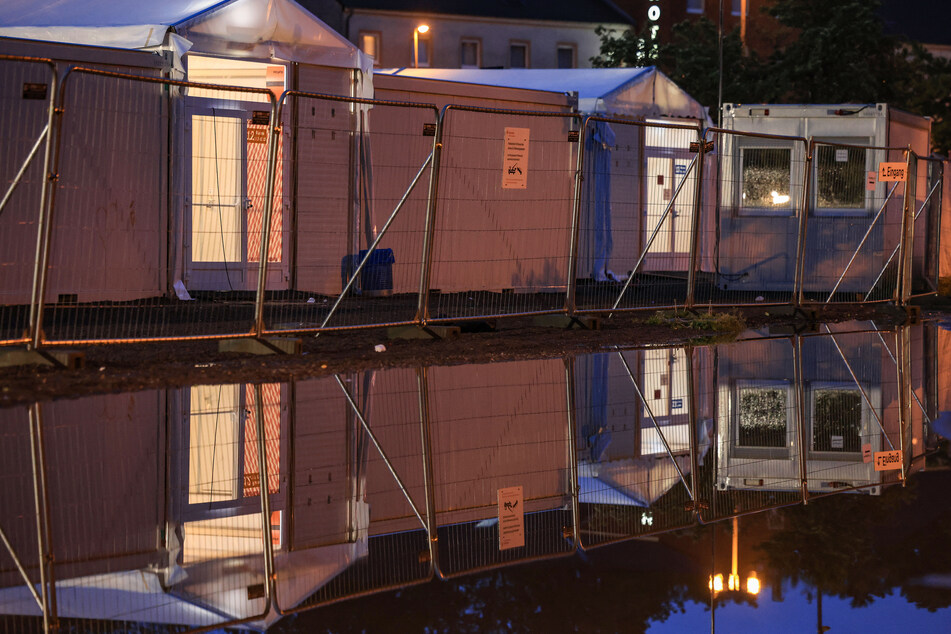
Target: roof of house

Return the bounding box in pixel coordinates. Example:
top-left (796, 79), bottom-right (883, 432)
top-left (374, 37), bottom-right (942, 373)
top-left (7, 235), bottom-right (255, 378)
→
top-left (337, 0), bottom-right (634, 25)
top-left (879, 0), bottom-right (951, 46)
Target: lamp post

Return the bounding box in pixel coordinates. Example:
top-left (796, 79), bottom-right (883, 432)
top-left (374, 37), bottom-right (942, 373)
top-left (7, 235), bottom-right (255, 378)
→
top-left (413, 24), bottom-right (430, 69)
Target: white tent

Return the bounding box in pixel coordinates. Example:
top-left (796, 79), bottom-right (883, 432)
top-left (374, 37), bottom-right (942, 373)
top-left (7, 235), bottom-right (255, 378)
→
top-left (376, 67), bottom-right (709, 122)
top-left (0, 0), bottom-right (371, 75)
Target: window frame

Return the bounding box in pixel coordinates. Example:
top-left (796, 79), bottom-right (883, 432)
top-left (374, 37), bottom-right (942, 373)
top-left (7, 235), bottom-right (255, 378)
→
top-left (807, 382), bottom-right (867, 461)
top-left (731, 379), bottom-right (793, 460)
top-left (735, 140), bottom-right (799, 217)
top-left (460, 37), bottom-right (481, 69)
top-left (556, 43), bottom-right (577, 69)
top-left (509, 40), bottom-right (530, 68)
top-left (358, 31), bottom-right (382, 66)
top-left (811, 137), bottom-right (875, 217)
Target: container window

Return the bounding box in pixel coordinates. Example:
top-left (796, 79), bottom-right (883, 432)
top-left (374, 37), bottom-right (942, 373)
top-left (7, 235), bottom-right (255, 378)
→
top-left (815, 145), bottom-right (867, 211)
top-left (811, 387), bottom-right (863, 454)
top-left (740, 147), bottom-right (793, 213)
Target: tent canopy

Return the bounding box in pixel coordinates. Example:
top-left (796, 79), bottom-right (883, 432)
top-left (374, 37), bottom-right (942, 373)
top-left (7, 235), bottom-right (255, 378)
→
top-left (376, 66), bottom-right (709, 122)
top-left (0, 0), bottom-right (370, 72)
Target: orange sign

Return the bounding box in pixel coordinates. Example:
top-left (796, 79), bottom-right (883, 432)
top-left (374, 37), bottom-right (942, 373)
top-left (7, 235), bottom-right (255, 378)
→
top-left (873, 449), bottom-right (903, 471)
top-left (498, 486), bottom-right (525, 550)
top-left (878, 162), bottom-right (907, 182)
top-left (247, 127), bottom-right (268, 144)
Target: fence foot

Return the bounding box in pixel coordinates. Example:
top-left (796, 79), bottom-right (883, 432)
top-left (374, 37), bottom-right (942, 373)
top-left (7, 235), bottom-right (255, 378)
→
top-left (387, 325), bottom-right (460, 340)
top-left (219, 337), bottom-right (301, 355)
top-left (0, 348), bottom-right (83, 369)
top-left (531, 315), bottom-right (601, 330)
top-left (903, 305), bottom-right (921, 325)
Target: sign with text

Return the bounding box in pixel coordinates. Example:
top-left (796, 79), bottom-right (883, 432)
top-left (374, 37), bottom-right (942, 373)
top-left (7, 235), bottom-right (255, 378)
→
top-left (866, 171), bottom-right (877, 191)
top-left (873, 449), bottom-right (903, 471)
top-left (862, 443), bottom-right (872, 463)
top-left (497, 485), bottom-right (525, 550)
top-left (502, 127), bottom-right (530, 189)
top-left (878, 162), bottom-right (907, 182)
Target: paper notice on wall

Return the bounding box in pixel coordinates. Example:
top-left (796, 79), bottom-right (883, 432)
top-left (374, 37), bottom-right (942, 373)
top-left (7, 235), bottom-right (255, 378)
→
top-left (867, 171), bottom-right (877, 191)
top-left (502, 127), bottom-right (530, 189)
top-left (862, 443), bottom-right (872, 463)
top-left (835, 149), bottom-right (849, 162)
top-left (498, 486), bottom-right (525, 550)
top-left (874, 449), bottom-right (903, 471)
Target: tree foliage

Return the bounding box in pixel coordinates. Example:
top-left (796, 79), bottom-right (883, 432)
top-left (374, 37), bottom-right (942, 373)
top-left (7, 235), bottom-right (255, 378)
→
top-left (591, 0), bottom-right (951, 153)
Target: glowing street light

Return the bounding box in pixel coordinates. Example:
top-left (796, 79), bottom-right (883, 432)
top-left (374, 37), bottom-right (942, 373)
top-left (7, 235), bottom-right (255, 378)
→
top-left (413, 24), bottom-right (430, 69)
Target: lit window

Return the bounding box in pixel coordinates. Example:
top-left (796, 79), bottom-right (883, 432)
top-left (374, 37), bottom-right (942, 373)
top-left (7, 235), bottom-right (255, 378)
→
top-left (557, 45), bottom-right (575, 69)
top-left (733, 380), bottom-right (791, 459)
top-left (510, 42), bottom-right (529, 68)
top-left (687, 0), bottom-right (704, 14)
top-left (461, 39), bottom-right (480, 68)
top-left (359, 32), bottom-right (380, 63)
top-left (740, 146), bottom-right (793, 213)
top-left (731, 0), bottom-right (742, 16)
top-left (415, 36), bottom-right (431, 67)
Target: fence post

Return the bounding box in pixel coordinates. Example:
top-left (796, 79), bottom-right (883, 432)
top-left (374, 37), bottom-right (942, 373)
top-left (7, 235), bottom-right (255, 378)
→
top-left (563, 358), bottom-right (582, 550)
top-left (415, 107), bottom-right (447, 326)
top-left (252, 97), bottom-right (281, 337)
top-left (895, 150), bottom-right (917, 305)
top-left (793, 335), bottom-right (810, 504)
top-left (27, 63), bottom-right (60, 350)
top-left (792, 140), bottom-right (813, 307)
top-left (29, 403), bottom-right (57, 632)
top-left (685, 129), bottom-right (707, 309)
top-left (415, 367), bottom-right (440, 575)
top-left (564, 115), bottom-right (587, 316)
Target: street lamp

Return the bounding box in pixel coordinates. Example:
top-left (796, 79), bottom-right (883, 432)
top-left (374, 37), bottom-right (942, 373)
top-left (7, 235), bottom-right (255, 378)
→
top-left (413, 24), bottom-right (430, 69)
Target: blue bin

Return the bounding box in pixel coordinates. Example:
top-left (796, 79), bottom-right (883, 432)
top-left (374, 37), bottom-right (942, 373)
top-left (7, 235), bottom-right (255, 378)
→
top-left (341, 249), bottom-right (395, 296)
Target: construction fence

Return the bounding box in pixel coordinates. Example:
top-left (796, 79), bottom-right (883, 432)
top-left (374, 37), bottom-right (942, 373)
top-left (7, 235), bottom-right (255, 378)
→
top-left (0, 58), bottom-right (944, 349)
top-left (0, 321), bottom-right (932, 632)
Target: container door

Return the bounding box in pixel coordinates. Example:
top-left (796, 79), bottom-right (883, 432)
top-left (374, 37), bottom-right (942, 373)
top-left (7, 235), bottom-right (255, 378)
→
top-left (644, 153), bottom-right (695, 269)
top-left (187, 109), bottom-right (248, 290)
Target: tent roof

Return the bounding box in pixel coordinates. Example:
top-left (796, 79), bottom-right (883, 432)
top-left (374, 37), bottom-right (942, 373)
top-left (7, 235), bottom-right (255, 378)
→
top-left (0, 0), bottom-right (369, 72)
top-left (376, 67), bottom-right (709, 122)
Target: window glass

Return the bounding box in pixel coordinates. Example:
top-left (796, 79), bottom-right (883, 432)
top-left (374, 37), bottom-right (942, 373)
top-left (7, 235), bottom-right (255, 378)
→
top-left (737, 385), bottom-right (788, 448)
top-left (359, 32), bottom-right (379, 60)
top-left (741, 147), bottom-right (792, 210)
top-left (557, 46), bottom-right (575, 69)
top-left (687, 0), bottom-right (704, 13)
top-left (510, 43), bottom-right (528, 68)
top-left (812, 388), bottom-right (862, 453)
top-left (731, 0), bottom-right (741, 15)
top-left (815, 145), bottom-right (866, 210)
top-left (416, 38), bottom-right (430, 67)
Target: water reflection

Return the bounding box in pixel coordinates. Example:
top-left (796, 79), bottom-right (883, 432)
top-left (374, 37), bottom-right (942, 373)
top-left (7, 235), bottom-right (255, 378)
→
top-left (0, 321), bottom-right (946, 632)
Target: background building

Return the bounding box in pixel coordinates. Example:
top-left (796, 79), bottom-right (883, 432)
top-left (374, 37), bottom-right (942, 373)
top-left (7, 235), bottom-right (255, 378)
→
top-left (300, 0), bottom-right (634, 69)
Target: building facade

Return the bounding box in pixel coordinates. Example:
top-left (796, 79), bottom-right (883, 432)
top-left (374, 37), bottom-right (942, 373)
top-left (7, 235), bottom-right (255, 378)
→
top-left (300, 1), bottom-right (634, 69)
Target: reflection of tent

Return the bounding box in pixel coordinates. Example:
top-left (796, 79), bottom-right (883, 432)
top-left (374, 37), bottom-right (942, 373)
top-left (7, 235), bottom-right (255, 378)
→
top-left (579, 456), bottom-right (693, 507)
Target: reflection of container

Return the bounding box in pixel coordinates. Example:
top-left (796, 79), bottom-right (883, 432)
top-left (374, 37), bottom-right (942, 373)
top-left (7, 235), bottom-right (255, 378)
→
top-left (341, 249), bottom-right (395, 296)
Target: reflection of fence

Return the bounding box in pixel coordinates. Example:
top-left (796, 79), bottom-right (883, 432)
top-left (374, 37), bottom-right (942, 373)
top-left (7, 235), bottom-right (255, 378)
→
top-left (0, 324), bottom-right (925, 630)
top-left (0, 64), bottom-right (944, 354)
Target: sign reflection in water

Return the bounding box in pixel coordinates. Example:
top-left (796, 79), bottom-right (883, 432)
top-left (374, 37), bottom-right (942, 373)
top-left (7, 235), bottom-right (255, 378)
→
top-left (0, 321), bottom-right (940, 632)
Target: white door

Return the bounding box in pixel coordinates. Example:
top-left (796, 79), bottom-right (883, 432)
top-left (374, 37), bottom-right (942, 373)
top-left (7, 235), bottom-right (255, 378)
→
top-left (644, 153), bottom-right (696, 270)
top-left (186, 108), bottom-right (287, 291)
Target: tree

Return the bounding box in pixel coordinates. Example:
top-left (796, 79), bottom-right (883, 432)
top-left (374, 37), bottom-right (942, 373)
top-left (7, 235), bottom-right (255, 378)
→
top-left (591, 0), bottom-right (951, 153)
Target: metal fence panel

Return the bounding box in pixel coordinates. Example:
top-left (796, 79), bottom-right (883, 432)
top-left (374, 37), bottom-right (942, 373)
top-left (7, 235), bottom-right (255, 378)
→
top-left (424, 107), bottom-right (581, 322)
top-left (0, 57), bottom-right (56, 346)
top-left (263, 93), bottom-right (438, 334)
top-left (698, 129), bottom-right (808, 307)
top-left (802, 143), bottom-right (909, 303)
top-left (575, 118), bottom-right (705, 314)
